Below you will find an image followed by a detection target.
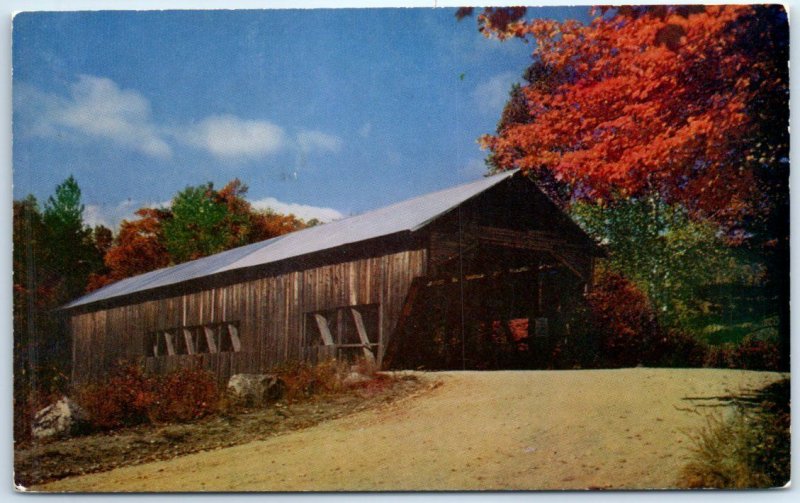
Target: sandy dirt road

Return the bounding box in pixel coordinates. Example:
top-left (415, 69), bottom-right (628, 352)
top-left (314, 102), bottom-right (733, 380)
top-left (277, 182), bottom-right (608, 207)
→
top-left (37, 368), bottom-right (784, 492)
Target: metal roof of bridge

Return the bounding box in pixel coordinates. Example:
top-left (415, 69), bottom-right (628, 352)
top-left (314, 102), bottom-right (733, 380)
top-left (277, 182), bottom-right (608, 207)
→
top-left (63, 170), bottom-right (516, 309)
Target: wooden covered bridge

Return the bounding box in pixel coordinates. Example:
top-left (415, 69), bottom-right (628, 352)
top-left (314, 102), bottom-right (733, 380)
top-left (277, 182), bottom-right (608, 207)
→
top-left (63, 171), bottom-right (603, 382)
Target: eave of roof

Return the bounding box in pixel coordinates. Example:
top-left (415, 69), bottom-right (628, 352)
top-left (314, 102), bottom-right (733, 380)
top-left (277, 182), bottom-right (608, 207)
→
top-left (62, 170), bottom-right (518, 310)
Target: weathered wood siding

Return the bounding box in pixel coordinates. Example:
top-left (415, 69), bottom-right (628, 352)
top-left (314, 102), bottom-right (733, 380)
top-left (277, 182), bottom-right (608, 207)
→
top-left (70, 248), bottom-right (427, 384)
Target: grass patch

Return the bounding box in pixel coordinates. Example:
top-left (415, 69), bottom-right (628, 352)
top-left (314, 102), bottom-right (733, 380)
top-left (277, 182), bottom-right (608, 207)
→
top-left (679, 378), bottom-right (789, 488)
top-left (694, 315), bottom-right (778, 346)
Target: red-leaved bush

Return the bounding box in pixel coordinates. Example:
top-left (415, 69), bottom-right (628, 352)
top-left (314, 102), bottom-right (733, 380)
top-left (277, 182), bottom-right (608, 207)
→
top-left (730, 336), bottom-right (782, 371)
top-left (78, 364), bottom-right (220, 430)
top-left (586, 271), bottom-right (659, 367)
top-left (649, 329), bottom-right (709, 368)
top-left (704, 336), bottom-right (781, 371)
top-left (271, 359), bottom-right (344, 402)
top-left (150, 368), bottom-right (220, 423)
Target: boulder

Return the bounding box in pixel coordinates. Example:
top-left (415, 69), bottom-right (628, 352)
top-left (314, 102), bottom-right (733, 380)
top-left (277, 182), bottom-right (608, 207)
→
top-left (32, 397), bottom-right (88, 440)
top-left (227, 374), bottom-right (285, 406)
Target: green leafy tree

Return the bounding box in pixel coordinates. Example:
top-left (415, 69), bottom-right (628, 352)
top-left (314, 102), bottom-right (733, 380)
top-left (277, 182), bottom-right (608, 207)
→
top-left (91, 179), bottom-right (308, 288)
top-left (41, 176), bottom-right (103, 299)
top-left (160, 179), bottom-right (308, 265)
top-left (572, 198), bottom-right (761, 333)
top-left (162, 183), bottom-right (242, 263)
top-left (163, 181), bottom-right (252, 263)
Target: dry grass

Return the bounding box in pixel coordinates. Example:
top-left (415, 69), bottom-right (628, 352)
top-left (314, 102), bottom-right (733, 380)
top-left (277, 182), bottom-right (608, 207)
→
top-left (679, 378), bottom-right (790, 488)
top-left (271, 357), bottom-right (380, 402)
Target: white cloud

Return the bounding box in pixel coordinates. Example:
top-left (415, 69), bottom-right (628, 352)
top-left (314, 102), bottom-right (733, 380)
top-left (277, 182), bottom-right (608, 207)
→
top-left (250, 197), bottom-right (343, 223)
top-left (17, 75), bottom-right (346, 163)
top-left (178, 115), bottom-right (286, 160)
top-left (84, 199), bottom-right (171, 230)
top-left (473, 71), bottom-right (519, 115)
top-left (18, 75), bottom-right (172, 158)
top-left (296, 130), bottom-right (343, 154)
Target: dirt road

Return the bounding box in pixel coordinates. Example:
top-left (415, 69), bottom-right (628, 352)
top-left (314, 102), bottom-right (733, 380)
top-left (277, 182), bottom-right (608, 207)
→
top-left (36, 368), bottom-right (783, 491)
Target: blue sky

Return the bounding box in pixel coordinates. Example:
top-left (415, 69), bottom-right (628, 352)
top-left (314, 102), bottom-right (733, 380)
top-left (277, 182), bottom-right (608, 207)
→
top-left (13, 7), bottom-right (590, 227)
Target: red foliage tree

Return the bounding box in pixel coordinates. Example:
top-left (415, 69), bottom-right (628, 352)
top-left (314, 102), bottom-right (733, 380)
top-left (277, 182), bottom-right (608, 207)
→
top-left (470, 5), bottom-right (789, 369)
top-left (86, 208), bottom-right (172, 291)
top-left (480, 6), bottom-right (786, 225)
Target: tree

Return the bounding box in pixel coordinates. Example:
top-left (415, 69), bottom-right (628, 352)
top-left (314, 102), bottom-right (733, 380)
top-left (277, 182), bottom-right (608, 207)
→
top-left (13, 197), bottom-right (51, 382)
top-left (487, 63), bottom-right (574, 205)
top-left (86, 208), bottom-right (172, 291)
top-left (92, 225), bottom-right (114, 258)
top-left (43, 176), bottom-right (84, 232)
top-left (14, 178), bottom-right (107, 434)
top-left (250, 208), bottom-right (308, 242)
top-left (467, 5), bottom-right (789, 368)
top-left (162, 179), bottom-right (307, 263)
top-left (571, 198), bottom-right (760, 332)
top-left (42, 176), bottom-right (103, 299)
top-left (163, 183), bottom-right (235, 263)
top-left (478, 6), bottom-right (785, 221)
top-left (215, 179), bottom-right (307, 244)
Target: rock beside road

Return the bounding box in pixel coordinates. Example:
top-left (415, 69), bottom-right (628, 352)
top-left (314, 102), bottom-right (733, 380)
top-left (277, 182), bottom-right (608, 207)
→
top-left (32, 397), bottom-right (89, 440)
top-left (227, 374), bottom-right (286, 406)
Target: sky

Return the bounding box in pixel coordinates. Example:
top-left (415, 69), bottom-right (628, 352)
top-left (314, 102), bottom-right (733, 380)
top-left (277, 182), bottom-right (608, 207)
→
top-left (12, 7), bottom-right (591, 228)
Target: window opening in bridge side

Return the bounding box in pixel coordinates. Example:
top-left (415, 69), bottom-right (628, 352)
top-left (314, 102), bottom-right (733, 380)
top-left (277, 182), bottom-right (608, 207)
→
top-left (305, 304), bottom-right (379, 362)
top-left (145, 321), bottom-right (241, 357)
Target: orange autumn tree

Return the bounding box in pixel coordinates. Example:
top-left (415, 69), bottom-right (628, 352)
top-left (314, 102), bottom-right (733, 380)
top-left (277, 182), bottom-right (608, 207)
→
top-left (466, 5), bottom-right (789, 368)
top-left (86, 207), bottom-right (172, 291)
top-left (478, 5), bottom-right (786, 223)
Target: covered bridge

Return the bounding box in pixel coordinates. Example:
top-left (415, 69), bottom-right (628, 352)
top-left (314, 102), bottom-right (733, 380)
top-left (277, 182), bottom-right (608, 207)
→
top-left (63, 171), bottom-right (603, 383)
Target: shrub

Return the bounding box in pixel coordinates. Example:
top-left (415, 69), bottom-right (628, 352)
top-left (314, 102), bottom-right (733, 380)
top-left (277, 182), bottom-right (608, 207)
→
top-left (150, 368), bottom-right (220, 423)
top-left (587, 271), bottom-right (753, 369)
top-left (271, 359), bottom-right (345, 402)
top-left (648, 329), bottom-right (708, 368)
top-left (346, 372), bottom-right (395, 396)
top-left (269, 357), bottom-right (393, 401)
top-left (78, 364), bottom-right (220, 430)
top-left (78, 365), bottom-right (157, 429)
top-left (587, 271), bottom-right (659, 367)
top-left (729, 335), bottom-right (781, 371)
top-left (703, 343), bottom-right (735, 369)
top-left (703, 336), bottom-right (781, 371)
